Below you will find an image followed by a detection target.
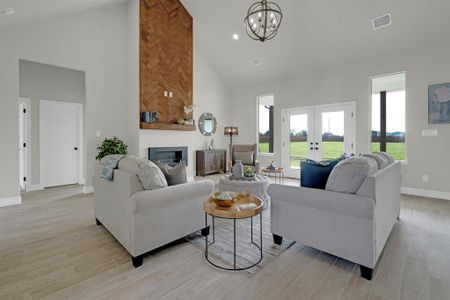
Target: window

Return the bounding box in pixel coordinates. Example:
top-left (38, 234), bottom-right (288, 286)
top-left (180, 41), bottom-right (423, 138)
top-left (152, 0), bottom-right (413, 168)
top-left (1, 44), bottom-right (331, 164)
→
top-left (371, 73), bottom-right (406, 160)
top-left (258, 94), bottom-right (274, 154)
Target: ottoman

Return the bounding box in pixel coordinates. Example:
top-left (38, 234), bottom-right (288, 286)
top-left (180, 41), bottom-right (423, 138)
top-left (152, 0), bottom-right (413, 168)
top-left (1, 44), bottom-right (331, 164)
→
top-left (219, 175), bottom-right (270, 209)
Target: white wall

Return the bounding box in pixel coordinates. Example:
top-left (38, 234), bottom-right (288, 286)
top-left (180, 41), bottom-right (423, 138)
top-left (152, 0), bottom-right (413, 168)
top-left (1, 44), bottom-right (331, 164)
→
top-left (0, 3), bottom-right (130, 201)
top-left (19, 60), bottom-right (86, 185)
top-left (0, 0), bottom-right (232, 204)
top-left (231, 42), bottom-right (450, 194)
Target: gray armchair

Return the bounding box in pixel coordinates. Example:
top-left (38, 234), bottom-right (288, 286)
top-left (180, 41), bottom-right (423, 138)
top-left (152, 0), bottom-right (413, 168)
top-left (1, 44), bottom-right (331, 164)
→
top-left (230, 144), bottom-right (260, 173)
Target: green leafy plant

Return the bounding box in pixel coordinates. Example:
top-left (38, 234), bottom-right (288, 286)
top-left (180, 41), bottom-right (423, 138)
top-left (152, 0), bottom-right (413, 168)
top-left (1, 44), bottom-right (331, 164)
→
top-left (96, 136), bottom-right (128, 161)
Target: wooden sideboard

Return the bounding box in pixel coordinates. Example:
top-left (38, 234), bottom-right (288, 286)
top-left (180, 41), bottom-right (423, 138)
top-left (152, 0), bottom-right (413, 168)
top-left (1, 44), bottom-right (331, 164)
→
top-left (140, 0), bottom-right (193, 130)
top-left (196, 150), bottom-right (227, 176)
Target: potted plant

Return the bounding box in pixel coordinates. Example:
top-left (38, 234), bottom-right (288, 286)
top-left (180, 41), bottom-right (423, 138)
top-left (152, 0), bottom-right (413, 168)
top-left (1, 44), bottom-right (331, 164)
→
top-left (244, 166), bottom-right (255, 177)
top-left (96, 136), bottom-right (128, 161)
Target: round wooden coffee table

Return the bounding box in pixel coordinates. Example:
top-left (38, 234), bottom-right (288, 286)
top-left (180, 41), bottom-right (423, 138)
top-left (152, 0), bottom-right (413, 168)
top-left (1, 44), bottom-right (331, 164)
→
top-left (203, 193), bottom-right (264, 271)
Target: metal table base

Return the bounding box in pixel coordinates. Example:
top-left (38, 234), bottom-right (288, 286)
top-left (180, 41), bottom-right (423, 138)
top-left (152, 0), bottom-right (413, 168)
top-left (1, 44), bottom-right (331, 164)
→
top-left (204, 213), bottom-right (263, 271)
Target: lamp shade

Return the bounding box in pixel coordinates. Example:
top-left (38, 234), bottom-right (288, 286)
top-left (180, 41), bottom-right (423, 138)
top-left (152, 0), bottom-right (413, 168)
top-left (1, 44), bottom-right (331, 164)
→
top-left (224, 126), bottom-right (239, 136)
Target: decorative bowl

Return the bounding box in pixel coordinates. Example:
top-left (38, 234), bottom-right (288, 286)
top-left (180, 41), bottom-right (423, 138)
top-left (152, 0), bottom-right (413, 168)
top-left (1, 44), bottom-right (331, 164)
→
top-left (212, 191), bottom-right (239, 207)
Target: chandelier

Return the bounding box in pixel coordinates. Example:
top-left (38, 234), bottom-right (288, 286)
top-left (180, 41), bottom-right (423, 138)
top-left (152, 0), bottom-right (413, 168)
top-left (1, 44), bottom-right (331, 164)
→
top-left (244, 0), bottom-right (283, 42)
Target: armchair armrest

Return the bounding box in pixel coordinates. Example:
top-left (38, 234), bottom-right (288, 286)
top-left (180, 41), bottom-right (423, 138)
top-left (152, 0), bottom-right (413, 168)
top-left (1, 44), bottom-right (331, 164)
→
top-left (130, 180), bottom-right (214, 215)
top-left (254, 160), bottom-right (260, 173)
top-left (268, 184), bottom-right (374, 219)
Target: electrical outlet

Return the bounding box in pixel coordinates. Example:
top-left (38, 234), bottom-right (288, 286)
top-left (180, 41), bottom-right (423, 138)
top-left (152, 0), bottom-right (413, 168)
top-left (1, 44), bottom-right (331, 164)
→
top-left (422, 174), bottom-right (429, 182)
top-left (422, 129), bottom-right (438, 136)
top-left (96, 131), bottom-right (102, 137)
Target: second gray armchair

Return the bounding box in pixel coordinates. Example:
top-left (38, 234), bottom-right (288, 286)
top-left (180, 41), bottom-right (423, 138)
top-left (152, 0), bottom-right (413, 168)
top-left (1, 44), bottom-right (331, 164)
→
top-left (230, 144), bottom-right (260, 173)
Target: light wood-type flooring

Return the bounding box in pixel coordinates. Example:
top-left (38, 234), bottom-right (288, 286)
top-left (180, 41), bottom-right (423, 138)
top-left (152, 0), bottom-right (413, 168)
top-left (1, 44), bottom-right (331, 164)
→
top-left (1, 177), bottom-right (450, 300)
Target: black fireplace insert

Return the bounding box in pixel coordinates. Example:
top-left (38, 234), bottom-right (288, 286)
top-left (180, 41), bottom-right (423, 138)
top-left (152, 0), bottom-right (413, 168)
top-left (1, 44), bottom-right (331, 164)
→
top-left (148, 147), bottom-right (188, 166)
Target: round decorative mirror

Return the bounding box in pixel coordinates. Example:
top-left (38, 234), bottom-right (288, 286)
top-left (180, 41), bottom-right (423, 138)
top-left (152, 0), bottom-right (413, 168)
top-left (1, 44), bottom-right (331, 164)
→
top-left (198, 113), bottom-right (217, 136)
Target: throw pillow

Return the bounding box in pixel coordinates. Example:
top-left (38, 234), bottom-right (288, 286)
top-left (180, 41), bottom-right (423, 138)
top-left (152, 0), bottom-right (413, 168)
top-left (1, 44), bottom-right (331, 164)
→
top-left (375, 151), bottom-right (394, 164)
top-left (137, 159), bottom-right (168, 190)
top-left (118, 155), bottom-right (168, 190)
top-left (325, 156), bottom-right (378, 194)
top-left (118, 155), bottom-right (141, 175)
top-left (156, 161), bottom-right (187, 186)
top-left (234, 151), bottom-right (254, 165)
top-left (363, 153), bottom-right (388, 169)
top-left (300, 157), bottom-right (343, 189)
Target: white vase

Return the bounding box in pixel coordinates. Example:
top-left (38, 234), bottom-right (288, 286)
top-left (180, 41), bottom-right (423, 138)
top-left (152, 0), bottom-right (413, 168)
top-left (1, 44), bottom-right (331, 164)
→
top-left (232, 160), bottom-right (244, 177)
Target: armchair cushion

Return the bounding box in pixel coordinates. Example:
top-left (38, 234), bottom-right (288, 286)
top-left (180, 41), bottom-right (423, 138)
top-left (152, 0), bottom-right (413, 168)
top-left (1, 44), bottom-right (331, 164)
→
top-left (235, 151), bottom-right (254, 165)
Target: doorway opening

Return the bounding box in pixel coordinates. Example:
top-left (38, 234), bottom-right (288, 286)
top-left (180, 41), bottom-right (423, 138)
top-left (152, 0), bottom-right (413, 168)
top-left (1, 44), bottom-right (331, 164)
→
top-left (18, 60), bottom-right (85, 191)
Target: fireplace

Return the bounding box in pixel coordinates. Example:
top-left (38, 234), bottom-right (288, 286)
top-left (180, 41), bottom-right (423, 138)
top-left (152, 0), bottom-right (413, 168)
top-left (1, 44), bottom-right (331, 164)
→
top-left (148, 147), bottom-right (188, 166)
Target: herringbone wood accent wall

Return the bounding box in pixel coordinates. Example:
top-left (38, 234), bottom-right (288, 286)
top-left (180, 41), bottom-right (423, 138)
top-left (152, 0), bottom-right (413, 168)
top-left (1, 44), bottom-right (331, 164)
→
top-left (140, 0), bottom-right (193, 125)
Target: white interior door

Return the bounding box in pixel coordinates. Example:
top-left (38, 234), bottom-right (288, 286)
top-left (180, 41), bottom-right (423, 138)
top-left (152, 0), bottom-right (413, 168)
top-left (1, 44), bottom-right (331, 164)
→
top-left (282, 102), bottom-right (355, 178)
top-left (40, 100), bottom-right (81, 187)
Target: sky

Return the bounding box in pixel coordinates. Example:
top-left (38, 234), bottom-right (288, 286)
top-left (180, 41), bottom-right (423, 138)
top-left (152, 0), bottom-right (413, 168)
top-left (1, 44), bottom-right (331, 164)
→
top-left (259, 104), bottom-right (271, 133)
top-left (371, 90), bottom-right (406, 133)
top-left (288, 111), bottom-right (345, 136)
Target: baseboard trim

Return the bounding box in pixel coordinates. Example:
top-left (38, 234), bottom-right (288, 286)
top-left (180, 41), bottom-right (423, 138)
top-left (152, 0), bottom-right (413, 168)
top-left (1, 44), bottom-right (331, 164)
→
top-left (401, 187), bottom-right (450, 201)
top-left (83, 185), bottom-right (94, 194)
top-left (27, 184), bottom-right (44, 192)
top-left (0, 196), bottom-right (22, 207)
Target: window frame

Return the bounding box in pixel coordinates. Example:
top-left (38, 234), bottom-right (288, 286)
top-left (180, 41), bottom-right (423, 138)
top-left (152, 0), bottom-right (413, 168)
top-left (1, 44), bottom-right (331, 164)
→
top-left (256, 94), bottom-right (275, 156)
top-left (369, 72), bottom-right (408, 163)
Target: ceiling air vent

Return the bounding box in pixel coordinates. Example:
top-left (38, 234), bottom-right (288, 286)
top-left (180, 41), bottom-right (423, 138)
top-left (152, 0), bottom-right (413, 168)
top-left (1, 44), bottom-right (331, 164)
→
top-left (371, 13), bottom-right (392, 30)
top-left (250, 57), bottom-right (262, 66)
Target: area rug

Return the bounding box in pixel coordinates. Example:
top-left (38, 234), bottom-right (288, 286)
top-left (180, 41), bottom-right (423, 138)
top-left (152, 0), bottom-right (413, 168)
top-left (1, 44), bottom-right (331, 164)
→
top-left (185, 210), bottom-right (294, 276)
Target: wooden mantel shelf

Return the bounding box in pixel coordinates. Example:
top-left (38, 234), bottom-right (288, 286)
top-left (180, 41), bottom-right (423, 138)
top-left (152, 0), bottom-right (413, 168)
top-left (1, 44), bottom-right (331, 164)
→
top-left (140, 122), bottom-right (196, 131)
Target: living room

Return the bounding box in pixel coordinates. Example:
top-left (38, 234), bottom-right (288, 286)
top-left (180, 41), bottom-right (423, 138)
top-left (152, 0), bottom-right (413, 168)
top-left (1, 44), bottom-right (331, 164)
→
top-left (1, 0), bottom-right (450, 299)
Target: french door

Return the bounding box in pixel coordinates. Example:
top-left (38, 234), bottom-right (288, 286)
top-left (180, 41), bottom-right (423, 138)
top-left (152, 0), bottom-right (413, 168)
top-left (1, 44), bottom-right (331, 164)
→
top-left (282, 103), bottom-right (355, 178)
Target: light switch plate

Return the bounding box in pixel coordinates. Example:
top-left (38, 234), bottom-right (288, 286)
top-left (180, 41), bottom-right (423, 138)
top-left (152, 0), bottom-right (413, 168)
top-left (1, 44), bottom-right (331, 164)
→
top-left (422, 129), bottom-right (438, 136)
top-left (422, 174), bottom-right (429, 182)
top-left (96, 131), bottom-right (102, 137)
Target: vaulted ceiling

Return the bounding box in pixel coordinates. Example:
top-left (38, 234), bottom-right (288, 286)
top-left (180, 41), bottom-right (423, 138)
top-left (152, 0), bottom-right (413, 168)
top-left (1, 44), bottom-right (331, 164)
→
top-left (182, 0), bottom-right (450, 87)
top-left (2, 0), bottom-right (450, 88)
top-left (0, 0), bottom-right (127, 28)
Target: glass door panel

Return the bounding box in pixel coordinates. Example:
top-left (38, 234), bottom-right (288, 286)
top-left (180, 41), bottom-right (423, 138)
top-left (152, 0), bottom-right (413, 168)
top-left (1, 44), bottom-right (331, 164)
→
top-left (289, 114), bottom-right (309, 169)
top-left (320, 111), bottom-right (345, 160)
top-left (282, 108), bottom-right (315, 178)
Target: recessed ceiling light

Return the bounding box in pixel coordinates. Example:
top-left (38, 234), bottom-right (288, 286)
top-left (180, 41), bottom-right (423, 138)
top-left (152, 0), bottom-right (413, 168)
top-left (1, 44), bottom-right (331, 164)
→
top-left (232, 33), bottom-right (239, 40)
top-left (0, 8), bottom-right (15, 16)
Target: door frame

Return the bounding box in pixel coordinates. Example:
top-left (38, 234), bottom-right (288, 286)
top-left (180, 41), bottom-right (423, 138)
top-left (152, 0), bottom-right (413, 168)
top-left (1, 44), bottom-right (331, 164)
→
top-left (39, 99), bottom-right (83, 187)
top-left (281, 102), bottom-right (356, 178)
top-left (19, 97), bottom-right (31, 191)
